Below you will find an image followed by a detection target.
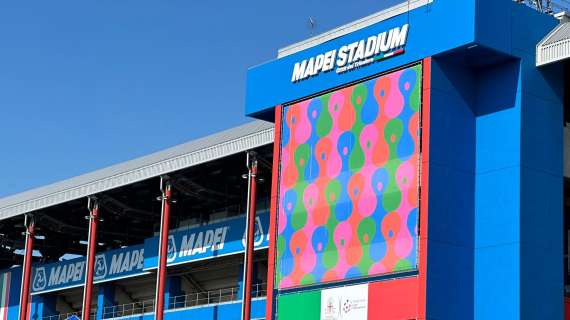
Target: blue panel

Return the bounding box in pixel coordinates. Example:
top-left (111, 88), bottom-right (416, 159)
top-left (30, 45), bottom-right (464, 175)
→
top-left (30, 295), bottom-right (56, 320)
top-left (520, 168), bottom-right (563, 319)
top-left (165, 276), bottom-right (183, 310)
top-left (426, 58), bottom-right (475, 319)
top-left (97, 285), bottom-right (115, 320)
top-left (114, 299), bottom-right (266, 320)
top-left (473, 59), bottom-right (522, 319)
top-left (426, 241), bottom-right (474, 319)
top-left (31, 244), bottom-right (146, 294)
top-left (520, 92), bottom-right (563, 174)
top-left (474, 244), bottom-right (520, 319)
top-left (144, 212), bottom-right (269, 270)
top-left (474, 168), bottom-right (520, 247)
top-left (7, 268), bottom-right (21, 320)
top-left (245, 0), bottom-right (477, 117)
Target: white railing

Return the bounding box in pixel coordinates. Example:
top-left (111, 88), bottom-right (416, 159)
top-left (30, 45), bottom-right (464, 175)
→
top-left (537, 37), bottom-right (570, 66)
top-left (101, 282), bottom-right (267, 319)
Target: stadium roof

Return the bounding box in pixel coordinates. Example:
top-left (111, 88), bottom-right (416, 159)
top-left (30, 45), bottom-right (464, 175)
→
top-left (536, 12), bottom-right (570, 65)
top-left (0, 120), bottom-right (274, 221)
top-left (277, 0), bottom-right (433, 58)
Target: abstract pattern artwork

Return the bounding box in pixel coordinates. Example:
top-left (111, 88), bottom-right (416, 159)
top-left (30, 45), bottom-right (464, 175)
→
top-left (276, 64), bottom-right (423, 289)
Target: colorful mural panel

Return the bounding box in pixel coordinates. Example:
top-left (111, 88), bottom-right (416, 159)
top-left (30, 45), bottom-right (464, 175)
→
top-left (276, 64), bottom-right (423, 289)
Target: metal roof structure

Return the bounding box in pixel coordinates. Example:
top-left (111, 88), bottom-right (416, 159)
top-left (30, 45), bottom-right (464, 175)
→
top-left (0, 120), bottom-right (274, 221)
top-left (537, 12), bottom-right (570, 65)
top-left (277, 0), bottom-right (433, 58)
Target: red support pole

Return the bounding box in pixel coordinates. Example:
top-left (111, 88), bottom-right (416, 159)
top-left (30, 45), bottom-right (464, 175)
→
top-left (155, 179), bottom-right (172, 320)
top-left (265, 105), bottom-right (283, 320)
top-left (19, 215), bottom-right (35, 320)
top-left (241, 153), bottom-right (258, 320)
top-left (82, 199), bottom-right (100, 320)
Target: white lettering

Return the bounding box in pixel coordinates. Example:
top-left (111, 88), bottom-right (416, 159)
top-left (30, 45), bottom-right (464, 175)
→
top-left (74, 262), bottom-right (84, 281)
top-left (110, 253), bottom-right (123, 275)
top-left (390, 24), bottom-right (409, 49)
top-left (58, 265), bottom-right (67, 285)
top-left (130, 250), bottom-right (140, 271)
top-left (48, 266), bottom-right (61, 286)
top-left (191, 232), bottom-right (204, 255)
top-left (346, 42), bottom-right (359, 64)
top-left (203, 230), bottom-right (215, 252)
top-left (292, 24), bottom-right (409, 82)
top-left (180, 234), bottom-right (195, 257)
top-left (120, 251), bottom-right (130, 273)
top-left (364, 36), bottom-right (377, 58)
top-left (352, 40), bottom-right (365, 62)
top-left (336, 46), bottom-right (349, 67)
top-left (303, 57), bottom-right (315, 79)
top-left (380, 29), bottom-right (394, 52)
top-left (323, 50), bottom-right (336, 72)
top-left (291, 60), bottom-right (307, 82)
top-left (218, 227), bottom-right (228, 250)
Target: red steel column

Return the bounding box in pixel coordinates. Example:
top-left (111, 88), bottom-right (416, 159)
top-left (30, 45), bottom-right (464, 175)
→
top-left (154, 178), bottom-right (172, 320)
top-left (19, 214), bottom-right (35, 320)
top-left (241, 152), bottom-right (258, 320)
top-left (82, 198), bottom-right (100, 320)
top-left (265, 105), bottom-right (282, 320)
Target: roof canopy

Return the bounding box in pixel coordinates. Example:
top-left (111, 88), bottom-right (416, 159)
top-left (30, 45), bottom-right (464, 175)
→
top-left (0, 120), bottom-right (274, 220)
top-left (537, 12), bottom-right (570, 66)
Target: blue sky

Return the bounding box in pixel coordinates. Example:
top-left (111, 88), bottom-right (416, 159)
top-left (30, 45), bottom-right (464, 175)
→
top-left (0, 1), bottom-right (402, 198)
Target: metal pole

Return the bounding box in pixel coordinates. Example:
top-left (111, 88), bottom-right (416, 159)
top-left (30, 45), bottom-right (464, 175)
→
top-left (19, 214), bottom-right (35, 320)
top-left (154, 177), bottom-right (172, 320)
top-left (241, 152), bottom-right (258, 320)
top-left (82, 198), bottom-right (100, 320)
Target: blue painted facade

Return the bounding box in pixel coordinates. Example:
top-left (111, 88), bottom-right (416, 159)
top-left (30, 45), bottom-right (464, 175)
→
top-left (2, 213), bottom-right (270, 320)
top-left (111, 299), bottom-right (266, 320)
top-left (1, 1), bottom-right (564, 319)
top-left (245, 0), bottom-right (564, 319)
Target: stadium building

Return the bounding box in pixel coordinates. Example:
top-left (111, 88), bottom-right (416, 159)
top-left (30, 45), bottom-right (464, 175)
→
top-left (2, 0), bottom-right (570, 319)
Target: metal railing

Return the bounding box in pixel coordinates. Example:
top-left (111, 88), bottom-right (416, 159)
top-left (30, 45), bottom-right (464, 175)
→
top-left (101, 282), bottom-right (267, 319)
top-left (538, 38), bottom-right (570, 65)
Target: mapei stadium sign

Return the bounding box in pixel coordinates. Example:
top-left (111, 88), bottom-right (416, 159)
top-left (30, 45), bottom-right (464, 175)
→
top-left (30, 211), bottom-right (269, 294)
top-left (291, 24), bottom-right (409, 83)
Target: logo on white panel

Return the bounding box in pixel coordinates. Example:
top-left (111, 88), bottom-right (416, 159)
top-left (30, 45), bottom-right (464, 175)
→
top-left (94, 254), bottom-right (107, 280)
top-left (32, 267), bottom-right (47, 291)
top-left (321, 284), bottom-right (368, 320)
top-left (167, 235), bottom-right (177, 263)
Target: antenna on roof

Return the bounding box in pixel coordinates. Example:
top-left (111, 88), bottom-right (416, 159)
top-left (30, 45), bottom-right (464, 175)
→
top-left (308, 17), bottom-right (316, 36)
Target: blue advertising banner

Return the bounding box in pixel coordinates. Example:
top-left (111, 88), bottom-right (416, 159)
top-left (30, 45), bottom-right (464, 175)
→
top-left (29, 212), bottom-right (270, 294)
top-left (31, 244), bottom-right (146, 294)
top-left (144, 212), bottom-right (269, 270)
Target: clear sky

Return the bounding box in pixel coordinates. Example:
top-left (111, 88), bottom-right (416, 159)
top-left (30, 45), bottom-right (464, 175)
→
top-left (0, 0), bottom-right (403, 198)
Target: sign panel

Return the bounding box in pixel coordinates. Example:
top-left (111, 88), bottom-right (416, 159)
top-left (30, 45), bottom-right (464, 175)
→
top-left (291, 24), bottom-right (408, 83)
top-left (276, 64), bottom-right (422, 289)
top-left (31, 244), bottom-right (145, 294)
top-left (0, 272), bottom-right (10, 320)
top-left (144, 212), bottom-right (269, 269)
top-left (321, 284), bottom-right (368, 320)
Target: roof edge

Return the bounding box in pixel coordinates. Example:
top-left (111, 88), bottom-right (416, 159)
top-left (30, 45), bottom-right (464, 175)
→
top-left (277, 0), bottom-right (433, 58)
top-left (0, 121), bottom-right (275, 220)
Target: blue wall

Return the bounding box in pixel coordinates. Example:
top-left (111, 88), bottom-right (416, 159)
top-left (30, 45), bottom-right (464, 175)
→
top-left (114, 299), bottom-right (266, 320)
top-left (245, 0), bottom-right (564, 319)
top-left (427, 55), bottom-right (476, 319)
top-left (245, 0), bottom-right (478, 118)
